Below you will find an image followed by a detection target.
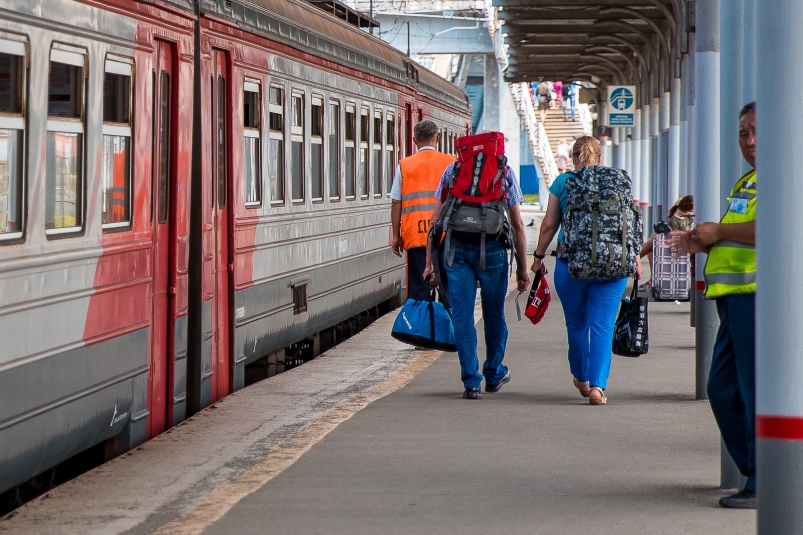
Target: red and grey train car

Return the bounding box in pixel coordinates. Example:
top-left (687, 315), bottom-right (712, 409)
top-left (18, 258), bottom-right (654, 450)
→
top-left (0, 0), bottom-right (470, 495)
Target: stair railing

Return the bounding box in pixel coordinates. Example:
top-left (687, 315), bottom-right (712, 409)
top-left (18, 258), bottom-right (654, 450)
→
top-left (514, 83), bottom-right (559, 184)
top-left (578, 103), bottom-right (593, 136)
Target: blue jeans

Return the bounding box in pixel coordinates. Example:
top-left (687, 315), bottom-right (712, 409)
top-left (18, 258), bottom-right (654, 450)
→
top-left (708, 293), bottom-right (756, 492)
top-left (444, 239), bottom-right (509, 389)
top-left (553, 259), bottom-right (627, 390)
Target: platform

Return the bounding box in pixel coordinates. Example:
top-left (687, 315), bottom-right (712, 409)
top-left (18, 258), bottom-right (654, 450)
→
top-left (0, 214), bottom-right (755, 534)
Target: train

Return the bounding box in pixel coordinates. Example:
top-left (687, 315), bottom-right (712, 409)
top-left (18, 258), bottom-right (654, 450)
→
top-left (0, 0), bottom-right (471, 496)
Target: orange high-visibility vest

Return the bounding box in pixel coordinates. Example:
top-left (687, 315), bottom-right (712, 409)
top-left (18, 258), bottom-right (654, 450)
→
top-left (399, 150), bottom-right (455, 249)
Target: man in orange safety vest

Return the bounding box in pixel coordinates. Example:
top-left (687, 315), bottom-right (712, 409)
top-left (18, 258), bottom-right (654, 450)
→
top-left (390, 120), bottom-right (455, 300)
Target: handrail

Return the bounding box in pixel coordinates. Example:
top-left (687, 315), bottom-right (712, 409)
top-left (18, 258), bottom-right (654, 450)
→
top-left (578, 103), bottom-right (593, 136)
top-left (514, 83), bottom-right (559, 184)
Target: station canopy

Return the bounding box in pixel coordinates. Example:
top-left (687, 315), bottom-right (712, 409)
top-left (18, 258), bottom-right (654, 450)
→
top-left (495, 0), bottom-right (683, 90)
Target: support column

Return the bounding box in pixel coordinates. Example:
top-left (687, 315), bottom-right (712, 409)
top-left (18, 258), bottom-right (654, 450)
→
top-left (658, 93), bottom-right (669, 222)
top-left (720, 0), bottom-right (745, 213)
top-left (640, 103), bottom-right (651, 237)
top-left (482, 55), bottom-right (500, 132)
top-left (718, 0), bottom-right (747, 488)
top-left (756, 1), bottom-right (803, 532)
top-left (668, 78), bottom-right (681, 207)
top-left (632, 111), bottom-right (642, 204)
top-left (694, 0), bottom-right (721, 401)
top-left (743, 0), bottom-right (758, 104)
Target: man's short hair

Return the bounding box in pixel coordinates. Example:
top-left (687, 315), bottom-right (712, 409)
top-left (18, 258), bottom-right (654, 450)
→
top-left (739, 101), bottom-right (756, 119)
top-left (413, 120), bottom-right (439, 141)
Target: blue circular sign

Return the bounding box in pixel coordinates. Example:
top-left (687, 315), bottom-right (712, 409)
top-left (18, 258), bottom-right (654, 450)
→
top-left (610, 87), bottom-right (634, 111)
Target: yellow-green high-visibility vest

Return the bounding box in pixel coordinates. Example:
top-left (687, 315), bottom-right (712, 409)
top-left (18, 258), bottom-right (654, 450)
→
top-left (704, 170), bottom-right (756, 298)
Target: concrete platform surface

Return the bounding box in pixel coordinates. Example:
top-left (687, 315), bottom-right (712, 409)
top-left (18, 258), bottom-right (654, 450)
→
top-left (0, 237), bottom-right (756, 533)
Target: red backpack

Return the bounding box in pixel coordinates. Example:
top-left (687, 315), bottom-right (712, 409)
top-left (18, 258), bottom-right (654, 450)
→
top-left (436, 132), bottom-right (514, 270)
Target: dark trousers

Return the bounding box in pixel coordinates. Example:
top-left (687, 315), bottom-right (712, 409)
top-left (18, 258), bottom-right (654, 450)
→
top-left (406, 246), bottom-right (448, 303)
top-left (708, 293), bottom-right (756, 492)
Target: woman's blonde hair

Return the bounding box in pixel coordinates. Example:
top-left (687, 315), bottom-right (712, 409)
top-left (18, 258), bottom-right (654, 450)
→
top-left (571, 136), bottom-right (601, 167)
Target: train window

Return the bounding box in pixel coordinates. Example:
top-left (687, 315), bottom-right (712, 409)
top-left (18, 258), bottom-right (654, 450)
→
top-left (269, 86), bottom-right (284, 204)
top-left (385, 114), bottom-right (395, 196)
top-left (310, 97), bottom-right (323, 201)
top-left (46, 49), bottom-right (85, 234)
top-left (243, 82), bottom-right (261, 206)
top-left (216, 75), bottom-right (226, 209)
top-left (101, 60), bottom-right (133, 228)
top-left (291, 92), bottom-right (304, 202)
top-left (344, 105), bottom-right (356, 199)
top-left (372, 111), bottom-right (381, 197)
top-left (328, 101), bottom-right (340, 201)
top-left (359, 107), bottom-right (369, 198)
top-left (0, 44), bottom-right (25, 240)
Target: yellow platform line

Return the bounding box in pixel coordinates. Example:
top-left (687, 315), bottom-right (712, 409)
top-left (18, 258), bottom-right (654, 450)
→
top-left (154, 349), bottom-right (442, 535)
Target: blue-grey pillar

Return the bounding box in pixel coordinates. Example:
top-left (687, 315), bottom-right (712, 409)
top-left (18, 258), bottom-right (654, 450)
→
top-left (668, 77), bottom-right (681, 207)
top-left (694, 0), bottom-right (720, 401)
top-left (640, 103), bottom-right (651, 238)
top-left (756, 1), bottom-right (803, 532)
top-left (632, 110), bottom-right (642, 204)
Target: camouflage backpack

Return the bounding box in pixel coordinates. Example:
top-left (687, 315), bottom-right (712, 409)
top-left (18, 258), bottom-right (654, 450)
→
top-left (559, 165), bottom-right (643, 279)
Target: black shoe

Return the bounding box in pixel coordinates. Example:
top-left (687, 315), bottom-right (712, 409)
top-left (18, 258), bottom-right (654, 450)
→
top-left (719, 489), bottom-right (757, 509)
top-left (462, 388), bottom-right (482, 399)
top-left (485, 370), bottom-right (511, 393)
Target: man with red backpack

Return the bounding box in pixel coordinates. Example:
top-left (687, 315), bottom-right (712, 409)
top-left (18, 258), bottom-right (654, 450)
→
top-left (423, 132), bottom-right (530, 399)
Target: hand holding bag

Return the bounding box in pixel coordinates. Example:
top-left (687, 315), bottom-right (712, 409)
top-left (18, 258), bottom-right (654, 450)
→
top-left (391, 287), bottom-right (457, 352)
top-left (612, 282), bottom-right (649, 357)
top-left (516, 270), bottom-right (552, 324)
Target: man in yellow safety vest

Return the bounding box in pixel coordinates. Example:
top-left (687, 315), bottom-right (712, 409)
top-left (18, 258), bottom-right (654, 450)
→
top-left (668, 101), bottom-right (757, 510)
top-left (390, 120), bottom-right (455, 300)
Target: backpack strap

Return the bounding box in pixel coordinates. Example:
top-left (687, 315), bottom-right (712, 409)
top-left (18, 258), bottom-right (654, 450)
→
top-left (479, 203), bottom-right (488, 270)
top-left (441, 196), bottom-right (459, 267)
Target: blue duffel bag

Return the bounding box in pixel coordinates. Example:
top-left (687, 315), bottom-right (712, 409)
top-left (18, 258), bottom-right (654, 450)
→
top-left (391, 287), bottom-right (457, 352)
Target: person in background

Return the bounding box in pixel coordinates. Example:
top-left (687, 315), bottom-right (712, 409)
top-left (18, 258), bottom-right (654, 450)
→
top-left (423, 150), bottom-right (529, 400)
top-left (638, 195), bottom-right (694, 290)
top-left (667, 102), bottom-right (757, 509)
top-left (563, 82), bottom-right (576, 121)
top-left (553, 80), bottom-right (563, 110)
top-left (555, 138), bottom-right (571, 173)
top-left (536, 81), bottom-right (550, 124)
top-left (390, 120), bottom-right (454, 301)
top-left (531, 136), bottom-right (643, 405)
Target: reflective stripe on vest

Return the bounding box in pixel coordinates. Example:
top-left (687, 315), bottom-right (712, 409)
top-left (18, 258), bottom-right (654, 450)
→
top-left (704, 170), bottom-right (756, 298)
top-left (398, 150), bottom-right (455, 249)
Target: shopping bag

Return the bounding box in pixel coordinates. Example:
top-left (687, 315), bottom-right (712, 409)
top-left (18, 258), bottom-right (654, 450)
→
top-left (518, 270), bottom-right (551, 324)
top-left (391, 287), bottom-right (457, 352)
top-left (612, 282), bottom-right (649, 357)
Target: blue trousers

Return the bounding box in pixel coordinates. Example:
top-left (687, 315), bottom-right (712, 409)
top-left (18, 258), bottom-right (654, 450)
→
top-left (553, 259), bottom-right (627, 390)
top-left (708, 293), bottom-right (756, 492)
top-left (444, 239), bottom-right (509, 389)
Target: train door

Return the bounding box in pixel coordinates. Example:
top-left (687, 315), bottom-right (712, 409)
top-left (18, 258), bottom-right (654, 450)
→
top-left (150, 40), bottom-right (178, 436)
top-left (211, 50), bottom-right (233, 398)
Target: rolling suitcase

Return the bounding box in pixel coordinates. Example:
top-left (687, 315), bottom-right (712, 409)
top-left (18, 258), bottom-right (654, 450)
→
top-left (651, 232), bottom-right (691, 301)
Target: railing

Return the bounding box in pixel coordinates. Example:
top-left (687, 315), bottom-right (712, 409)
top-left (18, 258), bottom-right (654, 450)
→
top-left (578, 103), bottom-right (593, 136)
top-left (512, 83), bottom-right (559, 185)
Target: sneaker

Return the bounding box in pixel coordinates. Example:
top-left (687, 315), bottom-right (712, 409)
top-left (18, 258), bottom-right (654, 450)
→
top-left (462, 387), bottom-right (482, 400)
top-left (485, 369), bottom-right (511, 393)
top-left (719, 489), bottom-right (756, 509)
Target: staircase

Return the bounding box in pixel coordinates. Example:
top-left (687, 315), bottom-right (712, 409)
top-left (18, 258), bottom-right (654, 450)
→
top-left (540, 107), bottom-right (588, 165)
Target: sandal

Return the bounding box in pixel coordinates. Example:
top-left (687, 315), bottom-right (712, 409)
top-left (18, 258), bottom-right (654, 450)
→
top-left (572, 377), bottom-right (591, 398)
top-left (588, 387), bottom-right (607, 405)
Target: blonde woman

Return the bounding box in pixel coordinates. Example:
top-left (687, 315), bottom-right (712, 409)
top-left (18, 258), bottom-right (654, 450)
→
top-left (531, 136), bottom-right (642, 405)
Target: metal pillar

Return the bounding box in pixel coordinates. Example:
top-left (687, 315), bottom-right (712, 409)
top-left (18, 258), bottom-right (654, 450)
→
top-left (719, 0), bottom-right (749, 486)
top-left (743, 0), bottom-right (758, 104)
top-left (640, 104), bottom-right (651, 237)
top-left (756, 2), bottom-right (803, 532)
top-left (668, 78), bottom-right (681, 207)
top-left (693, 0), bottom-right (721, 401)
top-left (720, 0), bottom-right (745, 213)
top-left (657, 93), bottom-right (668, 222)
top-left (632, 110), bottom-right (642, 204)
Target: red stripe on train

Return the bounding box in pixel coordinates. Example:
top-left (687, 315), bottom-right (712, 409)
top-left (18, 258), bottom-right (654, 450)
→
top-left (757, 415), bottom-right (803, 441)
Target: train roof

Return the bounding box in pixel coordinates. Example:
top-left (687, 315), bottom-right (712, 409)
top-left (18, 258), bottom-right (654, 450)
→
top-left (198, 0), bottom-right (470, 114)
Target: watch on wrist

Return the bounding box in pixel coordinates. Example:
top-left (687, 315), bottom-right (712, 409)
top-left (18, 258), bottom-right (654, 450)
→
top-left (533, 252), bottom-right (546, 260)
